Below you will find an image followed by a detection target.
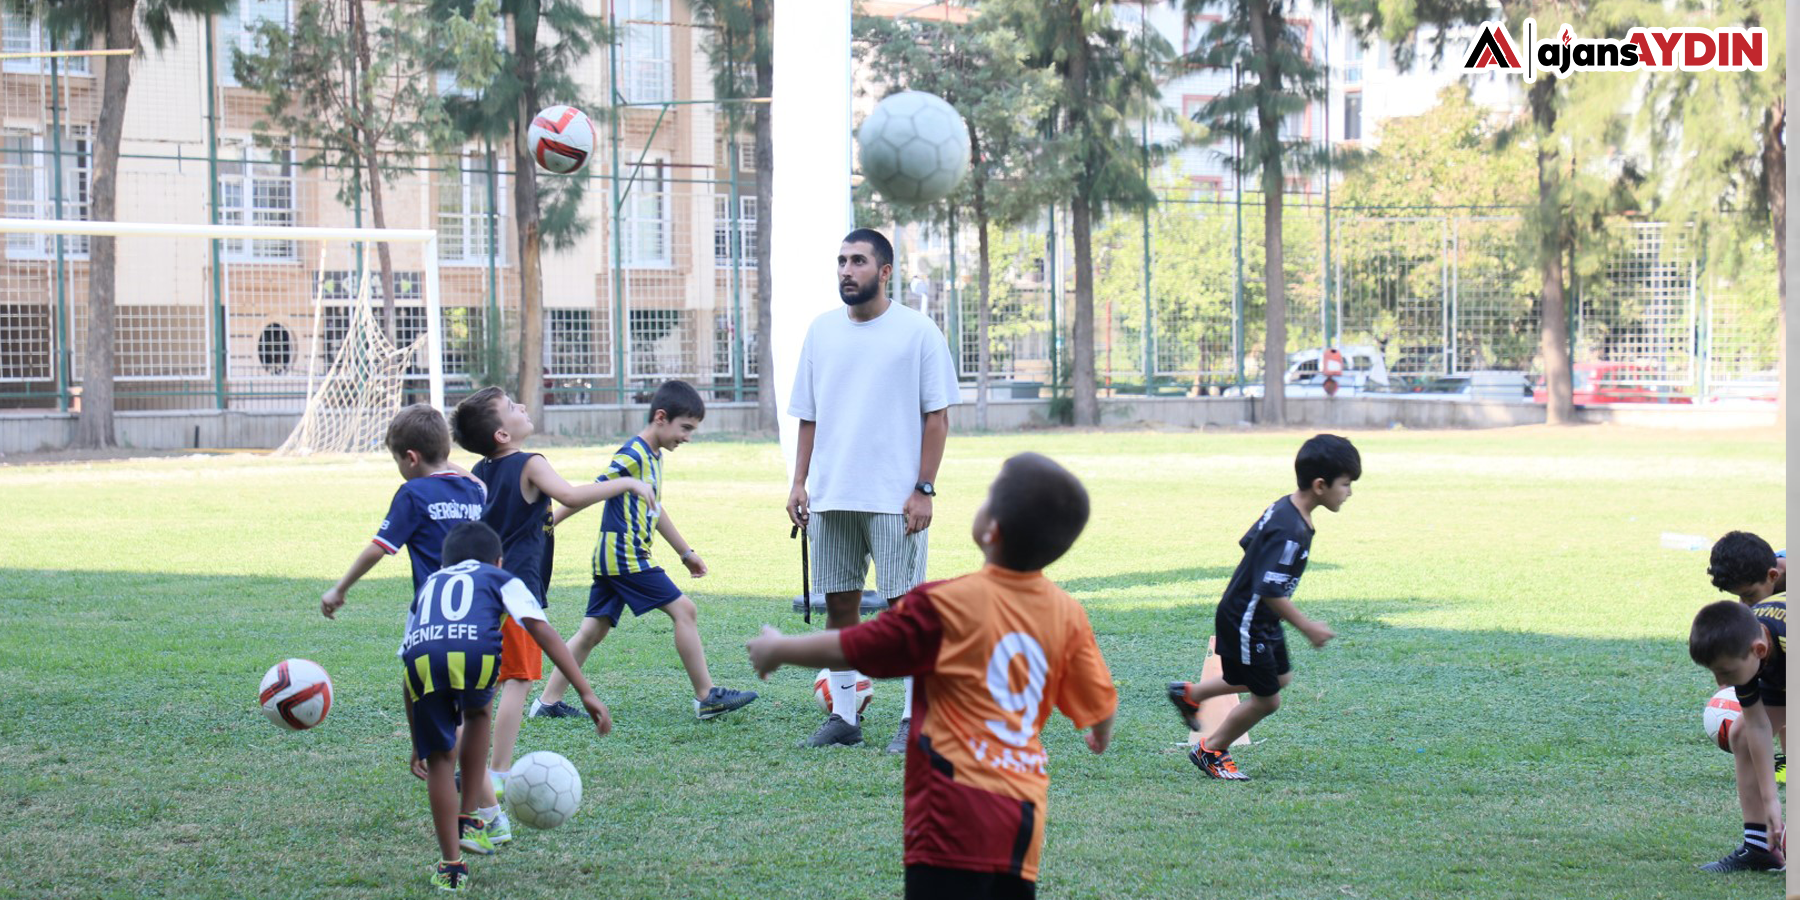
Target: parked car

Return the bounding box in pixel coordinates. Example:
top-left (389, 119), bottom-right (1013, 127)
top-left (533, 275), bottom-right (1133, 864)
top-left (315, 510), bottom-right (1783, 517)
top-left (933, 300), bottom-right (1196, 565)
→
top-left (1225, 345), bottom-right (1391, 398)
top-left (1532, 361), bottom-right (1694, 405)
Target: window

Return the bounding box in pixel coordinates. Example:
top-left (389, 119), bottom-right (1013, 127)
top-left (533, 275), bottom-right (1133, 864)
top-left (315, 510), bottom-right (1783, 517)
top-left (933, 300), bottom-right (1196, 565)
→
top-left (737, 140), bottom-right (756, 173)
top-left (548, 309), bottom-right (597, 376)
top-left (623, 157), bottom-right (671, 268)
top-left (1343, 93), bottom-right (1362, 141)
top-left (629, 308), bottom-right (683, 376)
top-left (218, 0), bottom-right (288, 88)
top-left (438, 152), bottom-right (505, 265)
top-left (1343, 38), bottom-right (1364, 85)
top-left (713, 195), bottom-right (756, 268)
top-left (2, 9), bottom-right (88, 74)
top-left (619, 0), bottom-right (672, 104)
top-left (2, 127), bottom-right (90, 257)
top-left (1280, 107), bottom-right (1305, 142)
top-left (218, 141), bottom-right (297, 260)
top-left (258, 323), bottom-right (295, 374)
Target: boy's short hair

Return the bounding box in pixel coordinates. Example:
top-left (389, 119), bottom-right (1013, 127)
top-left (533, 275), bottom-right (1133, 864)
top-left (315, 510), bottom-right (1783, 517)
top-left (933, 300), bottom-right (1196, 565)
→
top-left (386, 404), bottom-right (451, 463)
top-left (1708, 531), bottom-right (1777, 592)
top-left (988, 452), bottom-right (1090, 572)
top-left (1689, 599), bottom-right (1767, 667)
top-left (443, 521), bottom-right (503, 567)
top-left (650, 379), bottom-right (706, 423)
top-left (1296, 433), bottom-right (1362, 490)
top-left (450, 386), bottom-right (507, 457)
top-left (842, 227), bottom-right (894, 269)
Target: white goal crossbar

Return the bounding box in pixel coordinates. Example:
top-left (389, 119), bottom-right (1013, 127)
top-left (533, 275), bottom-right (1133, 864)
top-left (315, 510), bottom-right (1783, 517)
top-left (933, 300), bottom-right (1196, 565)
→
top-left (0, 218), bottom-right (446, 409)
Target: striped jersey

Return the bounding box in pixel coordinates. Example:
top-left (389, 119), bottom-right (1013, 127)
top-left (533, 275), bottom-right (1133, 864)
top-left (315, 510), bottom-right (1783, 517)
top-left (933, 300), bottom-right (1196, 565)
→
top-left (398, 560), bottom-right (545, 700)
top-left (590, 435), bottom-right (663, 577)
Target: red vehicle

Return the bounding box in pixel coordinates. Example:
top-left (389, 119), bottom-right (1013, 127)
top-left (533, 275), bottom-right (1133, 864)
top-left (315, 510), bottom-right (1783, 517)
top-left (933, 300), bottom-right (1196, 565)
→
top-left (1532, 361), bottom-right (1694, 405)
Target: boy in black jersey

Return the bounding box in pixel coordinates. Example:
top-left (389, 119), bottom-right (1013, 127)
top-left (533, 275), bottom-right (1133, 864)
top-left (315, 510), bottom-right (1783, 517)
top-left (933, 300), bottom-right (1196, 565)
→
top-left (1706, 531), bottom-right (1787, 784)
top-left (1690, 599), bottom-right (1787, 873)
top-left (1166, 434), bottom-right (1359, 781)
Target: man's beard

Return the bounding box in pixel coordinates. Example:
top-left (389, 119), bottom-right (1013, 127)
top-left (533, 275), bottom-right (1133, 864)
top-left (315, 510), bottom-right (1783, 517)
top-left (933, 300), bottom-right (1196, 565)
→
top-left (840, 279), bottom-right (880, 305)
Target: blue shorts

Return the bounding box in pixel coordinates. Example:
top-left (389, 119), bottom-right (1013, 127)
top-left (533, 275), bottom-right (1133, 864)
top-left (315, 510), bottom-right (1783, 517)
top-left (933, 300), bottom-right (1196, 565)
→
top-left (407, 686), bottom-right (494, 759)
top-left (586, 568), bottom-right (683, 626)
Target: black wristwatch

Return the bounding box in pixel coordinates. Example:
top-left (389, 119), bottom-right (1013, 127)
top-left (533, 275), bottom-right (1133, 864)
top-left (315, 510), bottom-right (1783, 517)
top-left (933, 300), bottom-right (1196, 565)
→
top-left (914, 481), bottom-right (936, 497)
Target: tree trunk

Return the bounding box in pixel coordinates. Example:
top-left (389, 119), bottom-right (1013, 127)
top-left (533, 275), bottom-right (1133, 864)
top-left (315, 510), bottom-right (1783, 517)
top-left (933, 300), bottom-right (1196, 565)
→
top-left (82, 0), bottom-right (137, 448)
top-left (752, 0), bottom-right (775, 431)
top-left (1530, 78), bottom-right (1574, 424)
top-left (511, 3), bottom-right (545, 423)
top-left (349, 0), bottom-right (397, 342)
top-left (1066, 6), bottom-right (1098, 427)
top-left (972, 130), bottom-right (990, 431)
top-left (1765, 97), bottom-right (1785, 430)
top-left (1245, 0), bottom-right (1284, 426)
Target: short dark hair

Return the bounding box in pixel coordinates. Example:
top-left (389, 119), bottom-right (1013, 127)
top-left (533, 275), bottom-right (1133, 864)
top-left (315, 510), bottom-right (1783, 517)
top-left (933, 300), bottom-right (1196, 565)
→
top-left (842, 228), bottom-right (893, 269)
top-left (1689, 599), bottom-right (1766, 667)
top-left (1708, 531), bottom-right (1777, 592)
top-left (450, 386), bottom-right (507, 457)
top-left (649, 379), bottom-right (705, 423)
top-left (987, 452), bottom-right (1090, 571)
top-left (386, 404), bottom-right (451, 463)
top-left (1296, 433), bottom-right (1361, 490)
top-left (443, 521), bottom-right (503, 567)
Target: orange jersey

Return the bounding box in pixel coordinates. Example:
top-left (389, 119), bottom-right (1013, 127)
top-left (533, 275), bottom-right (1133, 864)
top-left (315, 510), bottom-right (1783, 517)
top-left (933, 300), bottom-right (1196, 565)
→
top-left (839, 565), bottom-right (1117, 882)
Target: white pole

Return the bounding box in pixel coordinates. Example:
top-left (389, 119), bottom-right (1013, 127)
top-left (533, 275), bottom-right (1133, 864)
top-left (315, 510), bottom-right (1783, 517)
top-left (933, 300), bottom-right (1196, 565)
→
top-left (423, 237), bottom-right (446, 412)
top-left (770, 0), bottom-right (853, 480)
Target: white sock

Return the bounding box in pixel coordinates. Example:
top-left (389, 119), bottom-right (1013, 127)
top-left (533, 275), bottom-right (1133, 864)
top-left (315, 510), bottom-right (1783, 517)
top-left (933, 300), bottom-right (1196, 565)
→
top-left (477, 804), bottom-right (501, 820)
top-left (489, 767), bottom-right (509, 786)
top-left (829, 670), bottom-right (860, 726)
top-left (902, 676), bottom-right (914, 722)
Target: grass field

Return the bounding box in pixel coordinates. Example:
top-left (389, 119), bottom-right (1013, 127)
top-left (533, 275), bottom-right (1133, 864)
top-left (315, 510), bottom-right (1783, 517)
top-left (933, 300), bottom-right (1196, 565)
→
top-left (0, 426), bottom-right (1786, 899)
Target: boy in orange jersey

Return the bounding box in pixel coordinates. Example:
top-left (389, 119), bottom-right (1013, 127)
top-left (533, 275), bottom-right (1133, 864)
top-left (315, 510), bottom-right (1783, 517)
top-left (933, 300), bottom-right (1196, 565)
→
top-left (749, 453), bottom-right (1116, 899)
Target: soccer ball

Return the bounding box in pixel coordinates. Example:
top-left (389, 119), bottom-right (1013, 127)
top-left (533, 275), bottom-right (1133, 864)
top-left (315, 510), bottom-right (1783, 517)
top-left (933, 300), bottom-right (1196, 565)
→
top-left (812, 668), bottom-right (874, 718)
top-left (505, 750), bottom-right (583, 829)
top-left (528, 104), bottom-right (597, 175)
top-left (258, 658), bottom-right (332, 731)
top-left (1704, 687), bottom-right (1742, 752)
top-left (857, 91), bottom-right (970, 204)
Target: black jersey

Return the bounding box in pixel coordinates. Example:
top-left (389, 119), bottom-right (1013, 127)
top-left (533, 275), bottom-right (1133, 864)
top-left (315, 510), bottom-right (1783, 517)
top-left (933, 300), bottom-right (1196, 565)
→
top-left (1215, 495), bottom-right (1314, 648)
top-left (1734, 599), bottom-right (1786, 707)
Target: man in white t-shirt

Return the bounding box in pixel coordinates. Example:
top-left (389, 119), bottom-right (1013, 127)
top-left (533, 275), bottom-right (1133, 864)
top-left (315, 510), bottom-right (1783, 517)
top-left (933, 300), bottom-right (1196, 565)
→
top-left (785, 228), bottom-right (958, 752)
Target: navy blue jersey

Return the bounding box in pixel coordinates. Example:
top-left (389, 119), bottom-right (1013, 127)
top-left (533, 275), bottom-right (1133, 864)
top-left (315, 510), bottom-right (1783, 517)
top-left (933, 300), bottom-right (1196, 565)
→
top-left (472, 451), bottom-right (554, 602)
top-left (372, 472), bottom-right (488, 594)
top-left (592, 435), bottom-right (663, 577)
top-left (1215, 496), bottom-right (1314, 645)
top-left (1734, 599), bottom-right (1787, 706)
top-left (399, 560), bottom-right (545, 699)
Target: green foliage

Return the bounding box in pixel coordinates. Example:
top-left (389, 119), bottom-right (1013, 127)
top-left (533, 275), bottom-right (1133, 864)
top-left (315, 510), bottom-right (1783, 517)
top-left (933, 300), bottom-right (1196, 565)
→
top-left (1178, 0), bottom-right (1332, 186)
top-left (28, 0), bottom-right (233, 52)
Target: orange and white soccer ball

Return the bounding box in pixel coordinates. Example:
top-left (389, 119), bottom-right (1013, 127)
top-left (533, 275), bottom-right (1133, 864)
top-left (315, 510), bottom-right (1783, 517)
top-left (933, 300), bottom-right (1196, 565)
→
top-left (259, 658), bottom-right (333, 731)
top-left (1704, 686), bottom-right (1741, 751)
top-left (812, 668), bottom-right (874, 717)
top-left (528, 104), bottom-right (597, 175)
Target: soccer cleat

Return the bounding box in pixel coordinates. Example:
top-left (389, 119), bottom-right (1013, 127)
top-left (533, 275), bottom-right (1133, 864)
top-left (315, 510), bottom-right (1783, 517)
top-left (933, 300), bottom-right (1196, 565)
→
top-left (529, 698), bottom-right (587, 719)
top-left (1697, 843), bottom-right (1785, 872)
top-left (458, 814), bottom-right (496, 855)
top-left (431, 860), bottom-right (470, 892)
top-left (1167, 682), bottom-right (1202, 732)
top-left (485, 809), bottom-right (513, 846)
top-left (1776, 754), bottom-right (1786, 785)
top-left (800, 713), bottom-right (864, 748)
top-left (695, 686), bottom-right (759, 721)
top-left (885, 718), bottom-right (911, 755)
top-left (1188, 741), bottom-right (1250, 781)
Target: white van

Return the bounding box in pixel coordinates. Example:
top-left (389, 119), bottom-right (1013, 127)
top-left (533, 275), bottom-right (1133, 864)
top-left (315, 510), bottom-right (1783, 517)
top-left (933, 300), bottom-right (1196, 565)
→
top-left (1228, 345), bottom-right (1391, 397)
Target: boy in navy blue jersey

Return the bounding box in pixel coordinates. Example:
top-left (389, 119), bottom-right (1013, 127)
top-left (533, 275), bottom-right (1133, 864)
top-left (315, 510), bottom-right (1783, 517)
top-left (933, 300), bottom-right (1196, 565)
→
top-left (404, 522), bottom-right (610, 892)
top-left (1707, 531), bottom-right (1787, 784)
top-left (449, 387), bottom-right (652, 835)
top-left (1689, 598), bottom-right (1787, 873)
top-left (532, 380), bottom-right (758, 722)
top-left (1167, 433), bottom-right (1359, 781)
top-left (321, 405), bottom-right (486, 619)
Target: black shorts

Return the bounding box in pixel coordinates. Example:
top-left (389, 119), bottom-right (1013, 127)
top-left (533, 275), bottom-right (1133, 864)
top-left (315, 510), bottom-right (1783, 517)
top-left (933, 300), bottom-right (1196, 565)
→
top-left (1215, 635), bottom-right (1290, 698)
top-left (905, 865), bottom-right (1036, 900)
top-left (407, 686), bottom-right (494, 759)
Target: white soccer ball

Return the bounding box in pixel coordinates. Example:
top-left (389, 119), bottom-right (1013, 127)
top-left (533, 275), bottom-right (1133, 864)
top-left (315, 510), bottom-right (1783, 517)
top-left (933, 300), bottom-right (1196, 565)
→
top-left (857, 91), bottom-right (970, 204)
top-left (505, 750), bottom-right (583, 829)
top-left (1704, 687), bottom-right (1742, 752)
top-left (528, 104), bottom-right (597, 175)
top-left (258, 658), bottom-right (333, 731)
top-left (812, 668), bottom-right (874, 717)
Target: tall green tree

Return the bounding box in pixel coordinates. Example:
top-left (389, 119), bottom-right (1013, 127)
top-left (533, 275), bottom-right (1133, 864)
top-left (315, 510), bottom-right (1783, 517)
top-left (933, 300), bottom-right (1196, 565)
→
top-left (854, 10), bottom-right (1065, 429)
top-left (1180, 0), bottom-right (1330, 425)
top-left (27, 0), bottom-right (231, 447)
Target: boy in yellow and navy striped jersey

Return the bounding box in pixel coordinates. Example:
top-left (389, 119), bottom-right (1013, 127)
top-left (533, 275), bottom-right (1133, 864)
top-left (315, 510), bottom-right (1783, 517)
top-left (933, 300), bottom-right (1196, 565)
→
top-left (531, 380), bottom-right (759, 722)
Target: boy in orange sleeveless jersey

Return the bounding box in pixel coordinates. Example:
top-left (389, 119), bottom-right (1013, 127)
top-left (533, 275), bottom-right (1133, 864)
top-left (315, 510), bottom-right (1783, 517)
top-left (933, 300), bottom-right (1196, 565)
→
top-left (749, 453), bottom-right (1116, 899)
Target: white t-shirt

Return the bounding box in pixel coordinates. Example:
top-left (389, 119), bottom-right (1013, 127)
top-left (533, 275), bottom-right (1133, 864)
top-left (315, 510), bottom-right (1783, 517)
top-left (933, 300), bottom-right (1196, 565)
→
top-left (788, 301), bottom-right (959, 514)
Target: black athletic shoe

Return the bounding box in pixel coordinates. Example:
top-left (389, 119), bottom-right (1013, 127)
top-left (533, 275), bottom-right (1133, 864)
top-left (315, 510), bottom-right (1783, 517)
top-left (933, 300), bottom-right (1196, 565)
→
top-left (529, 698), bottom-right (586, 719)
top-left (885, 718), bottom-right (911, 755)
top-left (1698, 843), bottom-right (1786, 873)
top-left (800, 714), bottom-right (864, 748)
top-left (1167, 682), bottom-right (1202, 732)
top-left (695, 686), bottom-right (758, 720)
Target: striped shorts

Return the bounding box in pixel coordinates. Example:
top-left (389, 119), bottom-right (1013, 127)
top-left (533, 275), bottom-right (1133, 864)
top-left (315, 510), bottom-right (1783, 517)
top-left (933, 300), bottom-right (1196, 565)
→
top-left (810, 510), bottom-right (929, 600)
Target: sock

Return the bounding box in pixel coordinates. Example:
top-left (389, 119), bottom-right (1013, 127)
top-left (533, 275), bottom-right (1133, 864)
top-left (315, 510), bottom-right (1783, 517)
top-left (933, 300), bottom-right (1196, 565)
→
top-left (477, 804), bottom-right (501, 821)
top-left (829, 670), bottom-right (859, 726)
top-left (1745, 823), bottom-right (1770, 851)
top-left (489, 767), bottom-right (509, 788)
top-left (901, 676), bottom-right (914, 721)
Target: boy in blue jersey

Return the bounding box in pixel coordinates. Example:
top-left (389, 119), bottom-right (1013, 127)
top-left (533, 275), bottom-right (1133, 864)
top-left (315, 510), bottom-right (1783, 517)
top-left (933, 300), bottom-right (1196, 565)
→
top-left (449, 387), bottom-right (653, 835)
top-left (532, 380), bottom-right (758, 721)
top-left (1167, 434), bottom-right (1359, 781)
top-left (404, 521), bottom-right (611, 892)
top-left (321, 405), bottom-right (487, 619)
top-left (1690, 598), bottom-right (1787, 873)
